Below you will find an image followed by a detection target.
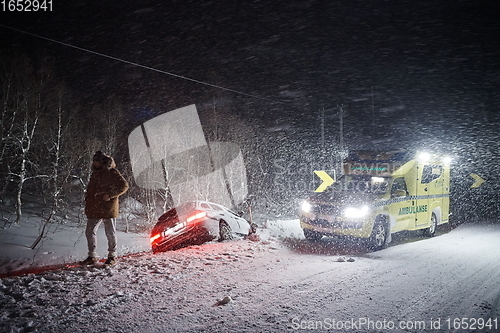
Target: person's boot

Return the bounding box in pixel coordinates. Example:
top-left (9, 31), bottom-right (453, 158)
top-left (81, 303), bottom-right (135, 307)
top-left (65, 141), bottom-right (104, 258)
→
top-left (80, 256), bottom-right (98, 265)
top-left (104, 257), bottom-right (116, 266)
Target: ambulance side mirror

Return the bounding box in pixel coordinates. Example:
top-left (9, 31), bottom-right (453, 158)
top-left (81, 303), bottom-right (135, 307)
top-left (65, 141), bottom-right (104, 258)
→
top-left (393, 189), bottom-right (407, 198)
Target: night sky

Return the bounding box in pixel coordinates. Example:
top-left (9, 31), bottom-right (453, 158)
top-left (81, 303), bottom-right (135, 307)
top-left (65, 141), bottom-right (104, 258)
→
top-left (1, 0), bottom-right (500, 201)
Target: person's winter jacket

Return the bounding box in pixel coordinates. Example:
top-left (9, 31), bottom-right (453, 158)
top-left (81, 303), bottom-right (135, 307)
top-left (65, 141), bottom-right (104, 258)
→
top-left (85, 155), bottom-right (129, 219)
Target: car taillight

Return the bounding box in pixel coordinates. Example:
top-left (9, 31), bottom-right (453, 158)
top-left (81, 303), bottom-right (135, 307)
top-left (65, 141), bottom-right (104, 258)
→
top-left (150, 233), bottom-right (161, 244)
top-left (186, 211), bottom-right (207, 223)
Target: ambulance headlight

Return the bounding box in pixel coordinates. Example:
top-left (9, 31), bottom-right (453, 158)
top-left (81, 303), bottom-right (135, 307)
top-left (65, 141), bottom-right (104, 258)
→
top-left (344, 205), bottom-right (370, 218)
top-left (301, 201), bottom-right (311, 213)
top-left (443, 156), bottom-right (452, 164)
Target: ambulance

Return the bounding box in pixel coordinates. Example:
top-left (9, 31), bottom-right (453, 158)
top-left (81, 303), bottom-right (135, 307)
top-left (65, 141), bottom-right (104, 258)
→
top-left (299, 151), bottom-right (451, 250)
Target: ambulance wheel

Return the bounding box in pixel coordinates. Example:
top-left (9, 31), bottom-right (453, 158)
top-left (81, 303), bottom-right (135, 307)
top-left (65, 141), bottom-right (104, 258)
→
top-left (369, 218), bottom-right (389, 251)
top-left (303, 229), bottom-right (323, 241)
top-left (423, 213), bottom-right (437, 237)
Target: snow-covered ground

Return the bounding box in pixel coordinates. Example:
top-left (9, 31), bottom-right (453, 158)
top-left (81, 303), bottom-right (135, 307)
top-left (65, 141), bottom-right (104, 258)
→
top-left (2, 208), bottom-right (500, 332)
top-left (0, 211), bottom-right (151, 276)
top-left (0, 206), bottom-right (302, 277)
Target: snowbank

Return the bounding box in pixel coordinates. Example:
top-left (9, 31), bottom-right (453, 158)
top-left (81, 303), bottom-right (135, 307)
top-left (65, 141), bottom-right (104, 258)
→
top-left (0, 202), bottom-right (305, 276)
top-left (0, 216), bottom-right (151, 276)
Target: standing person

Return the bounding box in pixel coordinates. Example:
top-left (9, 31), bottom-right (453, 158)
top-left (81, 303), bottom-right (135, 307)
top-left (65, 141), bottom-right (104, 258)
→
top-left (81, 151), bottom-right (129, 265)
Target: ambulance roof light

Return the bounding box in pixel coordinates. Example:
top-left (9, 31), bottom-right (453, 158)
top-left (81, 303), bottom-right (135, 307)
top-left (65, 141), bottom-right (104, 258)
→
top-left (418, 152), bottom-right (431, 163)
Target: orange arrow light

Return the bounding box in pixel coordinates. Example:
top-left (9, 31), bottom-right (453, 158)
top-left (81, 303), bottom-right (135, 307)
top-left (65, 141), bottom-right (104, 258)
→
top-left (314, 171), bottom-right (335, 192)
top-left (470, 174), bottom-right (485, 188)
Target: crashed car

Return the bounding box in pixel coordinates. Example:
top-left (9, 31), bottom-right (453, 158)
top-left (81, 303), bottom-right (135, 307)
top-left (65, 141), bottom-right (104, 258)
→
top-left (150, 201), bottom-right (253, 253)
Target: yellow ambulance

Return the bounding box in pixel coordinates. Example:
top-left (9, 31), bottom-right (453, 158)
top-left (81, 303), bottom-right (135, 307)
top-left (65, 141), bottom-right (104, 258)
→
top-left (299, 151), bottom-right (451, 250)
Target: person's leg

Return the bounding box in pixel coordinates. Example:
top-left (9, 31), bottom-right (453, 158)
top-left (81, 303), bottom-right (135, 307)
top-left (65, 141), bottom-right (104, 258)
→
top-left (103, 218), bottom-right (117, 258)
top-left (85, 218), bottom-right (102, 258)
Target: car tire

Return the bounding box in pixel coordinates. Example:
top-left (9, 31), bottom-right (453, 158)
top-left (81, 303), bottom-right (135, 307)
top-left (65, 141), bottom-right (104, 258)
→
top-left (369, 218), bottom-right (389, 251)
top-left (303, 229), bottom-right (323, 241)
top-left (219, 221), bottom-right (233, 241)
top-left (423, 213), bottom-right (437, 237)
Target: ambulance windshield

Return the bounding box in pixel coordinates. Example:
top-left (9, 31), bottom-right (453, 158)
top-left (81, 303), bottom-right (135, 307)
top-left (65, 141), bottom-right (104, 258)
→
top-left (331, 175), bottom-right (390, 194)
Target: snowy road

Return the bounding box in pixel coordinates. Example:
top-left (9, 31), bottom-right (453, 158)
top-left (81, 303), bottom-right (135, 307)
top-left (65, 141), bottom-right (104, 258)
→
top-left (2, 222), bottom-right (500, 332)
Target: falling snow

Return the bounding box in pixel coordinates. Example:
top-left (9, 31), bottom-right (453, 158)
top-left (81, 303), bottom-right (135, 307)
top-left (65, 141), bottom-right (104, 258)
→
top-left (1, 195), bottom-right (500, 332)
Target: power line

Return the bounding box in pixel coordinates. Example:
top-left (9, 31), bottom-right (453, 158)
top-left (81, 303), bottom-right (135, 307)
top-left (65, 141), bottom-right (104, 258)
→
top-left (0, 24), bottom-right (285, 104)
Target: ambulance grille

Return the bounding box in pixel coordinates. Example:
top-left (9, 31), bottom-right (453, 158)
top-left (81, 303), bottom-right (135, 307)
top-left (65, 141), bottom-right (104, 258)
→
top-left (311, 204), bottom-right (340, 215)
top-left (310, 218), bottom-right (329, 227)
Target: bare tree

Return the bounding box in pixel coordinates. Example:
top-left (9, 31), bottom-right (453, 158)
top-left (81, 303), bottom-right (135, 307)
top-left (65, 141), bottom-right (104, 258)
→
top-left (12, 100), bottom-right (40, 224)
top-left (5, 56), bottom-right (50, 225)
top-left (0, 54), bottom-right (25, 205)
top-left (31, 85), bottom-right (83, 247)
top-left (0, 52), bottom-right (131, 232)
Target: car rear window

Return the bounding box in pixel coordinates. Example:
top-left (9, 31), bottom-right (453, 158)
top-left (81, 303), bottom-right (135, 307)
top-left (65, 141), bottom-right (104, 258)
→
top-left (157, 208), bottom-right (179, 227)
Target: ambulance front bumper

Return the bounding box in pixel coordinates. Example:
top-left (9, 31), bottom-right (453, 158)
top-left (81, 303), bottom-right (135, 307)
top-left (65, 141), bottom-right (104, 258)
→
top-left (300, 215), bottom-right (373, 238)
